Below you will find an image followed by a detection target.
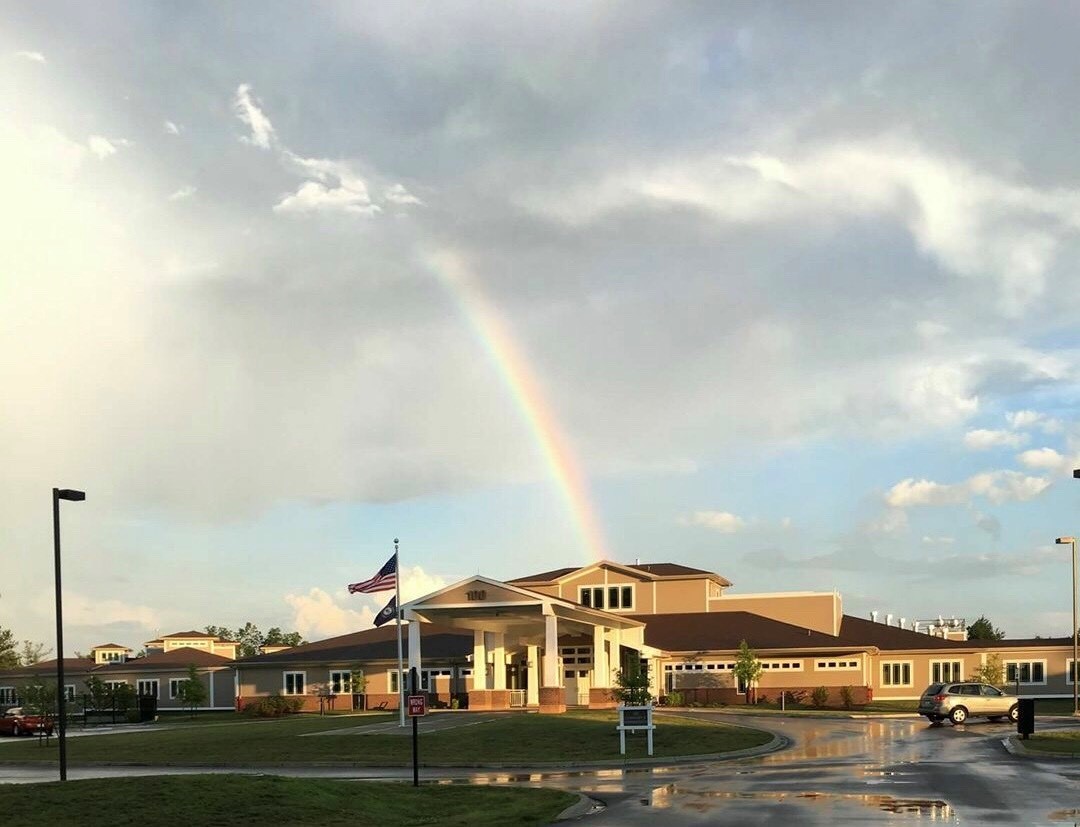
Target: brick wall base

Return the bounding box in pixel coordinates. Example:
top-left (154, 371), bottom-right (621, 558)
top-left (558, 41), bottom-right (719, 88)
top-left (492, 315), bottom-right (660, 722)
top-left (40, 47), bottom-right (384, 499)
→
top-left (588, 687), bottom-right (618, 709)
top-left (672, 685), bottom-right (872, 708)
top-left (539, 686), bottom-right (566, 714)
top-left (468, 689), bottom-right (511, 711)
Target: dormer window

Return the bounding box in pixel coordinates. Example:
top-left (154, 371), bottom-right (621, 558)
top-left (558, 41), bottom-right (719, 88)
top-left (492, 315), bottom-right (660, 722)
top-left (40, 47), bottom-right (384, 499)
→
top-left (580, 585), bottom-right (634, 611)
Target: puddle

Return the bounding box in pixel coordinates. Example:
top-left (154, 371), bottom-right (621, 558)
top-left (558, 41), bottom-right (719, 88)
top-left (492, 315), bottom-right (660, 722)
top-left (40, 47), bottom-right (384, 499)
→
top-left (639, 785), bottom-right (955, 820)
top-left (1048, 809), bottom-right (1080, 823)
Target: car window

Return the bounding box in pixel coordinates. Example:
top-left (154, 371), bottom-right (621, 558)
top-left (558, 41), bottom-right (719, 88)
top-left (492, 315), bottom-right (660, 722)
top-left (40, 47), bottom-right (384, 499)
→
top-left (980, 685), bottom-right (1003, 696)
top-left (923, 684), bottom-right (945, 696)
top-left (957, 684), bottom-right (979, 695)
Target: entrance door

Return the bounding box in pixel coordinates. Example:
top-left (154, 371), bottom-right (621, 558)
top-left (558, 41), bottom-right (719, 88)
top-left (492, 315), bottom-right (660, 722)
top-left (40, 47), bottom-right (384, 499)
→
top-left (564, 669), bottom-right (590, 706)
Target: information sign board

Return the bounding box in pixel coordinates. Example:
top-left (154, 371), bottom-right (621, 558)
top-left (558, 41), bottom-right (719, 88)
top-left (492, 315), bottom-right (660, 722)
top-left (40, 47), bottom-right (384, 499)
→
top-left (407, 695), bottom-right (427, 717)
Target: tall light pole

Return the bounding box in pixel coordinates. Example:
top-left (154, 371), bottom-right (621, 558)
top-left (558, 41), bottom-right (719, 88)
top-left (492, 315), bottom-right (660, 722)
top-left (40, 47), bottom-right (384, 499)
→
top-left (1056, 535), bottom-right (1078, 717)
top-left (53, 487), bottom-right (85, 782)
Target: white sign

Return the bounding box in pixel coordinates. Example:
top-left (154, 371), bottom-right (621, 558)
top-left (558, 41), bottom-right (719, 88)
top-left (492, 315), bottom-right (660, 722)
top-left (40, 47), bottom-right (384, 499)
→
top-left (617, 704), bottom-right (655, 756)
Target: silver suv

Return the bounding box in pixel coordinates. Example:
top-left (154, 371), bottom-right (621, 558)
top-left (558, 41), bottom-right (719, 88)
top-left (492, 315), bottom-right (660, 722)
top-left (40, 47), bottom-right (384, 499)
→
top-left (918, 682), bottom-right (1019, 724)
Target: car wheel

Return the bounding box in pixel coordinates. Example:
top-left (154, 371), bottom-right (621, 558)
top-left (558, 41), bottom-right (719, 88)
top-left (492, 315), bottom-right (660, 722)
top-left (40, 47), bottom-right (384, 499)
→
top-left (1008, 704), bottom-right (1019, 723)
top-left (949, 706), bottom-right (968, 725)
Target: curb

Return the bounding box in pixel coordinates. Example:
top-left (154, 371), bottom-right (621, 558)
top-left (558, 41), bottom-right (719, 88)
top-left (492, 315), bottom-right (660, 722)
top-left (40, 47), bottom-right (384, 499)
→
top-left (1002, 735), bottom-right (1080, 759)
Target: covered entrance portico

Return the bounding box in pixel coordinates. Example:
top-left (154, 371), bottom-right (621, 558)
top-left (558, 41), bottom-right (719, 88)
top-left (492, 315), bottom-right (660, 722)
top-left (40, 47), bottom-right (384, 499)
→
top-left (401, 576), bottom-right (647, 713)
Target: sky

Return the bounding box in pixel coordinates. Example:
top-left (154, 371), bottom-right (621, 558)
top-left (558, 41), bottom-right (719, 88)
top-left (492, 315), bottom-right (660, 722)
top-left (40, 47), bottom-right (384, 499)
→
top-left (3, 2), bottom-right (1080, 656)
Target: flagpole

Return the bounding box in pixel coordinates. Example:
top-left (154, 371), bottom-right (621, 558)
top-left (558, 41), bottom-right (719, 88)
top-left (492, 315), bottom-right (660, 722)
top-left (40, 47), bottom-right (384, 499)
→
top-left (394, 537), bottom-right (405, 728)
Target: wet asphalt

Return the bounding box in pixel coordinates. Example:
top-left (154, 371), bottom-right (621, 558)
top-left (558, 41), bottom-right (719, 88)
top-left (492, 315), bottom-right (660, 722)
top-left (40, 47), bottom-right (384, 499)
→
top-left (3, 711), bottom-right (1080, 824)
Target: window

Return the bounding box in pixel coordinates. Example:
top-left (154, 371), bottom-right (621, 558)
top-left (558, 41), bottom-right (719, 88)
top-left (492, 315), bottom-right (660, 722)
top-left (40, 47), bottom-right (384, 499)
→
top-left (283, 672), bottom-right (306, 695)
top-left (105, 680), bottom-right (127, 690)
top-left (0, 687), bottom-right (15, 705)
top-left (931, 661), bottom-right (963, 683)
top-left (388, 670), bottom-right (408, 694)
top-left (1004, 661), bottom-right (1046, 685)
top-left (980, 685), bottom-right (1004, 697)
top-left (579, 587), bottom-right (604, 609)
top-left (579, 585), bottom-right (634, 610)
top-left (816, 660), bottom-right (859, 671)
top-left (169, 678), bottom-right (184, 699)
top-left (420, 669), bottom-right (451, 690)
top-left (329, 671), bottom-right (353, 694)
top-left (881, 662), bottom-right (912, 687)
top-left (137, 680), bottom-right (159, 699)
top-left (63, 685), bottom-right (75, 702)
top-left (761, 661), bottom-right (803, 671)
top-left (1069, 660), bottom-right (1079, 686)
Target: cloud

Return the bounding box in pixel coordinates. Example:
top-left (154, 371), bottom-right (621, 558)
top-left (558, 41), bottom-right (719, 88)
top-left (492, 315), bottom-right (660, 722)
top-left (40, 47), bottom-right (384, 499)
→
top-left (886, 470), bottom-right (1051, 508)
top-left (13, 50), bottom-right (46, 64)
top-left (865, 508), bottom-right (909, 535)
top-left (285, 565), bottom-right (447, 640)
top-left (1006, 410), bottom-right (1064, 434)
top-left (684, 510), bottom-right (746, 533)
top-left (87, 135), bottom-right (133, 159)
top-left (163, 120), bottom-right (180, 135)
top-left (384, 183), bottom-right (423, 206)
top-left (275, 177), bottom-right (380, 215)
top-left (963, 429), bottom-right (1028, 450)
top-left (1018, 447), bottom-right (1066, 470)
top-left (168, 185), bottom-right (197, 201)
top-left (233, 83), bottom-right (276, 149)
top-left (921, 535), bottom-right (956, 545)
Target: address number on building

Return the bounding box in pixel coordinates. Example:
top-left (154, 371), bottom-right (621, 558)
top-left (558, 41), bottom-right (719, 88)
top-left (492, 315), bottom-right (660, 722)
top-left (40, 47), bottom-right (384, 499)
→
top-left (407, 695), bottom-right (427, 717)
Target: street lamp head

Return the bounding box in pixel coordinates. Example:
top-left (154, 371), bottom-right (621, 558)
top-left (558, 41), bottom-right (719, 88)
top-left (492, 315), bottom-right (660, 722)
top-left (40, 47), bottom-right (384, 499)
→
top-left (56, 489), bottom-right (85, 502)
top-left (1056, 537), bottom-right (1076, 545)
top-left (1074, 468), bottom-right (1080, 479)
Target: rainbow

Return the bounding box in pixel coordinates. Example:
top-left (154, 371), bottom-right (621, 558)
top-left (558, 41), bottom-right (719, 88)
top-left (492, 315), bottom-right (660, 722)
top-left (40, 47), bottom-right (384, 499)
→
top-left (425, 250), bottom-right (609, 563)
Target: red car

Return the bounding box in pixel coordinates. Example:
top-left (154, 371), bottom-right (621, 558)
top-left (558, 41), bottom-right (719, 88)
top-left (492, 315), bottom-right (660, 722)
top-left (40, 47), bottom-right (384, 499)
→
top-left (0, 707), bottom-right (54, 737)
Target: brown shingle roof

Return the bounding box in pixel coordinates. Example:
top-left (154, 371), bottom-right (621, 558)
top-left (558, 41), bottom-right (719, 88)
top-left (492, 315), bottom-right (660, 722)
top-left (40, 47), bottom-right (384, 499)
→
top-left (837, 616), bottom-right (969, 650)
top-left (509, 561), bottom-right (731, 585)
top-left (235, 624), bottom-right (472, 665)
top-left (635, 611), bottom-right (856, 652)
top-left (0, 658), bottom-right (94, 679)
top-left (507, 567), bottom-right (579, 584)
top-left (91, 643), bottom-right (129, 650)
top-left (972, 636), bottom-right (1073, 649)
top-left (93, 649), bottom-right (233, 671)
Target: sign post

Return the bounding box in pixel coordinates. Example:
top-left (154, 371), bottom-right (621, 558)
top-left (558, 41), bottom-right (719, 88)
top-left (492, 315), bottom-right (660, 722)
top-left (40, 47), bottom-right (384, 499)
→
top-left (617, 704), bottom-right (654, 756)
top-left (407, 667), bottom-right (426, 787)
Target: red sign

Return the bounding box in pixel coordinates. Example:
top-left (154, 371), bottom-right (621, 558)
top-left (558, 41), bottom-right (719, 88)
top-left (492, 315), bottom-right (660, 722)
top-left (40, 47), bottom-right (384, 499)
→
top-left (407, 695), bottom-right (427, 717)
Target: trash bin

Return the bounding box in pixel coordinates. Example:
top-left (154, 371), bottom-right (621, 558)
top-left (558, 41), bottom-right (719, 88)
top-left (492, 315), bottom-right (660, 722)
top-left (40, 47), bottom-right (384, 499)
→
top-left (137, 695), bottom-right (157, 723)
top-left (1017, 698), bottom-right (1035, 739)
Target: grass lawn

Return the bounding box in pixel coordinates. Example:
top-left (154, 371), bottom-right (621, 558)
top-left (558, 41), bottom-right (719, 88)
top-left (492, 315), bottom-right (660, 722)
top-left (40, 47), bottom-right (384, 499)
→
top-left (0, 711), bottom-right (771, 766)
top-left (0, 774), bottom-right (576, 826)
top-left (1019, 732), bottom-right (1080, 755)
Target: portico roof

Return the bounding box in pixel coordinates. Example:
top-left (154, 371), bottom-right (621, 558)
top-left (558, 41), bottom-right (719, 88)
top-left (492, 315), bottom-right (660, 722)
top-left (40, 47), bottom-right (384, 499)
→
top-left (401, 575), bottom-right (645, 641)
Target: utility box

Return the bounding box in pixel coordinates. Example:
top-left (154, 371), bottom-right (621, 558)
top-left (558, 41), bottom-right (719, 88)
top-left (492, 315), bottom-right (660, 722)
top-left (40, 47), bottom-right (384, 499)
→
top-left (137, 696), bottom-right (158, 723)
top-left (1017, 698), bottom-right (1035, 739)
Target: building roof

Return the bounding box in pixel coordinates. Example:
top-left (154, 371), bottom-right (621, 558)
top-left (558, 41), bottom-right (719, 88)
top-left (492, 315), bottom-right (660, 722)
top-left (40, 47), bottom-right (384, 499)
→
top-left (93, 649), bottom-right (233, 671)
top-left (509, 560), bottom-right (732, 586)
top-left (635, 611), bottom-right (859, 652)
top-left (837, 616), bottom-right (969, 651)
top-left (972, 636), bottom-right (1074, 649)
top-left (91, 643), bottom-right (129, 650)
top-left (235, 624), bottom-right (472, 665)
top-left (0, 658), bottom-right (95, 679)
top-left (154, 630), bottom-right (236, 642)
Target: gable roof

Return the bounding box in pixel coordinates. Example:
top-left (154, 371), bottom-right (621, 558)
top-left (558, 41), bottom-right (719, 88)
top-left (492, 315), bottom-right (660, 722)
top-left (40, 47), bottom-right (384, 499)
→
top-left (94, 649), bottom-right (233, 671)
top-left (91, 643), bottom-right (130, 650)
top-left (510, 560), bottom-right (731, 587)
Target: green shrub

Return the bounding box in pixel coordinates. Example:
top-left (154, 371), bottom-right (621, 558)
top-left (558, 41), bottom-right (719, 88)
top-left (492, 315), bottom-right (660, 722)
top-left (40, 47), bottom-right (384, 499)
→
top-left (665, 691), bottom-right (684, 707)
top-left (840, 685), bottom-right (855, 710)
top-left (783, 690), bottom-right (806, 706)
top-left (811, 686), bottom-right (829, 708)
top-left (243, 694), bottom-right (304, 718)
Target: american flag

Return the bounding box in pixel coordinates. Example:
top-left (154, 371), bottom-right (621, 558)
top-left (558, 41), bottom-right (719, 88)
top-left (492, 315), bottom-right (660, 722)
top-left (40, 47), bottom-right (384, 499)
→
top-left (348, 553), bottom-right (397, 594)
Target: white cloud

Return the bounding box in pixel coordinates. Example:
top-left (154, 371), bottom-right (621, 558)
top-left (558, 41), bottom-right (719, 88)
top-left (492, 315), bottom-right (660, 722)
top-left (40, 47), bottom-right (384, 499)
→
top-left (866, 508), bottom-right (909, 535)
top-left (13, 50), bottom-right (46, 64)
top-left (1018, 447), bottom-right (1066, 470)
top-left (163, 120), bottom-right (180, 135)
top-left (168, 185), bottom-right (197, 201)
top-left (87, 135), bottom-right (132, 160)
top-left (921, 535), bottom-right (956, 545)
top-left (285, 565), bottom-right (447, 640)
top-left (886, 470), bottom-right (1051, 508)
top-left (384, 183), bottom-right (423, 206)
top-left (963, 428), bottom-right (1028, 450)
top-left (275, 179), bottom-right (381, 215)
top-left (685, 510), bottom-right (746, 533)
top-left (1006, 410), bottom-right (1044, 429)
top-left (233, 83), bottom-right (276, 149)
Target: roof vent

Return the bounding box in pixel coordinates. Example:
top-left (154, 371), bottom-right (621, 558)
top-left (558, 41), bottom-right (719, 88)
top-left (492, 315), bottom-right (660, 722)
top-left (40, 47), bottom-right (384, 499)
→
top-left (899, 617), bottom-right (906, 629)
top-left (870, 610), bottom-right (878, 623)
top-left (886, 613), bottom-right (893, 627)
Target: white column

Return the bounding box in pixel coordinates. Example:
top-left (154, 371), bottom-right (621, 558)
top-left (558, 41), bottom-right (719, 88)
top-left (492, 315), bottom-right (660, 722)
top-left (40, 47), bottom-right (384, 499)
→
top-left (593, 625), bottom-right (609, 687)
top-left (473, 630), bottom-right (488, 691)
top-left (526, 644), bottom-right (540, 706)
top-left (543, 614), bottom-right (560, 687)
top-left (408, 620), bottom-right (422, 691)
top-left (609, 628), bottom-right (622, 686)
top-left (490, 632), bottom-right (506, 690)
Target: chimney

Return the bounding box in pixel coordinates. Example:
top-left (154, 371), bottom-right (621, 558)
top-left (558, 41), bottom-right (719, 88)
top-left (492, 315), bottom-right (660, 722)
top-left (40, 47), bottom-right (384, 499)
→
top-left (870, 610), bottom-right (879, 623)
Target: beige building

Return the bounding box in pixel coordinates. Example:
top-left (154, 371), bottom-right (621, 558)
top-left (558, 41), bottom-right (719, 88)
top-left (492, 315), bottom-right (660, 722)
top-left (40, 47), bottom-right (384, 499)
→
top-left (232, 559), bottom-right (1078, 712)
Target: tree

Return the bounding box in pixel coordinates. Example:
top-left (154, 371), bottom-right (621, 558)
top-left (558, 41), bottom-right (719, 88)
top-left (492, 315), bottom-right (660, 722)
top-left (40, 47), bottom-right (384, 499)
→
top-left (18, 640), bottom-right (50, 666)
top-left (0, 625), bottom-right (17, 669)
top-left (177, 664), bottom-right (207, 717)
top-left (971, 654), bottom-right (1004, 686)
top-left (613, 659), bottom-right (653, 706)
top-left (205, 622), bottom-right (306, 656)
top-left (733, 640), bottom-right (763, 704)
top-left (264, 627), bottom-right (305, 648)
top-left (968, 616), bottom-right (1005, 641)
top-left (20, 679), bottom-right (56, 718)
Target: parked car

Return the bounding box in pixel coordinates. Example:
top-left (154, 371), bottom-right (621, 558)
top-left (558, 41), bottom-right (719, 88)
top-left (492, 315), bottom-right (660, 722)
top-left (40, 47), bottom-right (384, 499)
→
top-left (0, 707), bottom-right (55, 737)
top-left (918, 682), bottom-right (1019, 724)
